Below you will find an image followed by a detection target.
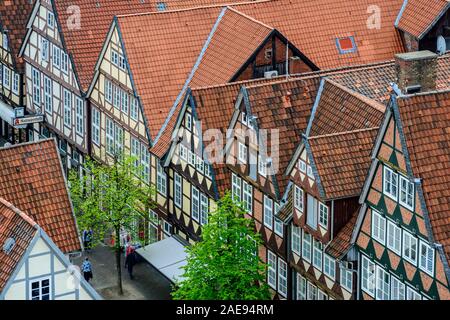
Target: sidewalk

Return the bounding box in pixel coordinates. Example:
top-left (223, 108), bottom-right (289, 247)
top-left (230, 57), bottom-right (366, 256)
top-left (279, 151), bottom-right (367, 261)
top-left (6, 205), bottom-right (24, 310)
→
top-left (73, 245), bottom-right (172, 300)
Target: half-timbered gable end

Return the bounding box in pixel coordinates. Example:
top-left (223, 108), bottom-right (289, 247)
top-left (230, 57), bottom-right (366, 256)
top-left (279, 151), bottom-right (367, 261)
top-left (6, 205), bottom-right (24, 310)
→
top-left (0, 0), bottom-right (34, 145)
top-left (0, 198), bottom-right (100, 300)
top-left (354, 52), bottom-right (450, 300)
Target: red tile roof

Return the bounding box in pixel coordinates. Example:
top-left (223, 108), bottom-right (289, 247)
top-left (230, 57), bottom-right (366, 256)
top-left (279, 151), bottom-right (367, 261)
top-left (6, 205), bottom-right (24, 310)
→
top-left (118, 6), bottom-right (273, 142)
top-left (326, 207), bottom-right (359, 258)
top-left (0, 197), bottom-right (38, 292)
top-left (308, 127), bottom-right (379, 200)
top-left (308, 79), bottom-right (386, 137)
top-left (235, 0), bottom-right (406, 69)
top-left (0, 0), bottom-right (34, 71)
top-left (0, 139), bottom-right (81, 254)
top-left (244, 77), bottom-right (322, 196)
top-left (53, 0), bottom-right (155, 91)
top-left (396, 0), bottom-right (450, 39)
top-left (396, 90), bottom-right (450, 264)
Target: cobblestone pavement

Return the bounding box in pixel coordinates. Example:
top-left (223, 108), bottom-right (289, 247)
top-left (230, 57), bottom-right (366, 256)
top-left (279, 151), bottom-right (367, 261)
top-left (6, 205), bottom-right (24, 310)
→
top-left (73, 245), bottom-right (172, 300)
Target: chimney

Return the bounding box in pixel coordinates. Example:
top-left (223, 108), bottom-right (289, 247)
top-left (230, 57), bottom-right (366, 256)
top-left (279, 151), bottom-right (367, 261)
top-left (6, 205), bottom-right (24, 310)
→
top-left (395, 50), bottom-right (438, 94)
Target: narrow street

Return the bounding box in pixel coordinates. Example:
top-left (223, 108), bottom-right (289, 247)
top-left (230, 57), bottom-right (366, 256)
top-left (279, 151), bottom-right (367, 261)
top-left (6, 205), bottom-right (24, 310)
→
top-left (73, 245), bottom-right (172, 300)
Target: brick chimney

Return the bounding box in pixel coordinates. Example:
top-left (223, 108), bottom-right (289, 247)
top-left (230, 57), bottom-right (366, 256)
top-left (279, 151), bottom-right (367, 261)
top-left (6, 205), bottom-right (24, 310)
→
top-left (395, 50), bottom-right (438, 94)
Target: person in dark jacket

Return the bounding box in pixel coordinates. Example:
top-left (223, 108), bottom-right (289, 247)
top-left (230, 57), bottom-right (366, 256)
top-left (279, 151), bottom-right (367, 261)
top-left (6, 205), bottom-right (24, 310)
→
top-left (81, 257), bottom-right (93, 282)
top-left (124, 248), bottom-right (136, 279)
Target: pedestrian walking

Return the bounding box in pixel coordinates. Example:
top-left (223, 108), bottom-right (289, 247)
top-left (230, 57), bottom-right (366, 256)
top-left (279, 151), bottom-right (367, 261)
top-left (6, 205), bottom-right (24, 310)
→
top-left (81, 257), bottom-right (93, 282)
top-left (82, 229), bottom-right (93, 252)
top-left (124, 248), bottom-right (136, 280)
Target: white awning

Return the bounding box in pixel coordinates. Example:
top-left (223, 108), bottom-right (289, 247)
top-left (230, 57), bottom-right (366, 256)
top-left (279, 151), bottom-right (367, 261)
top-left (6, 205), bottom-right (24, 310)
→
top-left (136, 237), bottom-right (187, 283)
top-left (0, 100), bottom-right (15, 126)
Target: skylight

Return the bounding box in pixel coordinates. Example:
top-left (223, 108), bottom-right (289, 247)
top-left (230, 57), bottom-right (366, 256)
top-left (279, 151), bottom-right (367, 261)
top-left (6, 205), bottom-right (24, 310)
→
top-left (336, 36), bottom-right (357, 54)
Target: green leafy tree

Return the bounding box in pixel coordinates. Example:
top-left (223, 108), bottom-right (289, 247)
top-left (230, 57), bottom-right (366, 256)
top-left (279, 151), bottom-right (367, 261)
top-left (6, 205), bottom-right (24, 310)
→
top-left (172, 193), bottom-right (270, 300)
top-left (69, 154), bottom-right (154, 295)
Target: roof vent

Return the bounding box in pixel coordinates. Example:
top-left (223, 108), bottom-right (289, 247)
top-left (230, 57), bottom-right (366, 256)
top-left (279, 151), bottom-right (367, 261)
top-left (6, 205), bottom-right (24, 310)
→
top-left (3, 237), bottom-right (15, 255)
top-left (336, 36), bottom-right (357, 54)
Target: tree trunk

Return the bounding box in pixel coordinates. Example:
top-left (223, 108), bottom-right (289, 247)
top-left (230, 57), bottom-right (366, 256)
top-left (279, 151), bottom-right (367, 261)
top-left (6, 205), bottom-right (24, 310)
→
top-left (115, 227), bottom-right (123, 295)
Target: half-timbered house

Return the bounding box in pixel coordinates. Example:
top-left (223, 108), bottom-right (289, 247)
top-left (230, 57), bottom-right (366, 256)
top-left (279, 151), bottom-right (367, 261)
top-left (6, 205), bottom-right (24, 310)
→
top-left (0, 0), bottom-right (35, 145)
top-left (18, 0), bottom-right (166, 174)
top-left (354, 51), bottom-right (450, 300)
top-left (87, 5), bottom-right (311, 244)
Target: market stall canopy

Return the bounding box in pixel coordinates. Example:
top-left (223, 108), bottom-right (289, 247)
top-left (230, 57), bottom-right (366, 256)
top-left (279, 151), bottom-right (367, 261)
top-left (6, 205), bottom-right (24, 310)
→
top-left (136, 237), bottom-right (187, 283)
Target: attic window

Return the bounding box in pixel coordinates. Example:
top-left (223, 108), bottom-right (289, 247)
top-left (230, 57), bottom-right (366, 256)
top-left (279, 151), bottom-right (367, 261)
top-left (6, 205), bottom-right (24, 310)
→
top-left (336, 36), bottom-right (357, 54)
top-left (156, 2), bottom-right (167, 11)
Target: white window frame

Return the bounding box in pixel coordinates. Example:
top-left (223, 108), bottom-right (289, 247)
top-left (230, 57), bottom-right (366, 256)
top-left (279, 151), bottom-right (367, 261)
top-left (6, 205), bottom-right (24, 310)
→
top-left (156, 162), bottom-right (167, 196)
top-left (419, 240), bottom-right (434, 276)
top-left (324, 254), bottom-right (336, 280)
top-left (361, 255), bottom-right (375, 297)
top-left (47, 12), bottom-right (55, 28)
top-left (383, 166), bottom-right (398, 201)
top-left (317, 289), bottom-right (328, 300)
top-left (231, 173), bottom-right (241, 202)
top-left (44, 76), bottom-right (52, 113)
top-left (302, 231), bottom-right (312, 263)
top-left (174, 173), bottom-right (182, 208)
top-left (263, 195), bottom-right (273, 229)
top-left (298, 160), bottom-right (306, 173)
top-left (114, 125), bottom-right (124, 155)
top-left (3, 65), bottom-right (10, 89)
top-left (274, 218), bottom-right (283, 237)
top-left (403, 231), bottom-right (418, 265)
top-left (406, 286), bottom-right (421, 300)
top-left (306, 194), bottom-right (318, 230)
top-left (105, 79), bottom-right (113, 103)
top-left (307, 282), bottom-right (317, 300)
top-left (41, 38), bottom-right (49, 61)
top-left (32, 68), bottom-right (40, 106)
top-left (76, 97), bottom-right (84, 135)
top-left (242, 180), bottom-right (252, 214)
top-left (307, 165), bottom-right (314, 180)
top-left (192, 186), bottom-right (200, 222)
top-left (390, 275), bottom-right (405, 300)
top-left (267, 250), bottom-right (277, 290)
top-left (106, 117), bottom-right (114, 155)
top-left (2, 32), bottom-right (8, 50)
top-left (294, 185), bottom-right (304, 212)
top-left (188, 150), bottom-right (196, 167)
top-left (52, 45), bottom-right (60, 69)
top-left (92, 107), bottom-right (100, 146)
top-left (140, 145), bottom-right (150, 183)
top-left (312, 239), bottom-right (323, 271)
top-left (387, 220), bottom-right (401, 255)
top-left (340, 267), bottom-right (353, 292)
top-left (258, 155), bottom-right (267, 177)
top-left (372, 209), bottom-right (386, 245)
top-left (121, 90), bottom-right (129, 113)
top-left (399, 175), bottom-right (414, 211)
top-left (111, 50), bottom-right (119, 66)
top-left (63, 89), bottom-right (72, 127)
top-left (238, 142), bottom-right (247, 164)
top-left (12, 72), bottom-right (19, 95)
top-left (131, 96), bottom-right (139, 121)
top-left (196, 157), bottom-right (204, 173)
top-left (30, 277), bottom-right (51, 300)
top-left (179, 144), bottom-right (187, 161)
top-left (131, 137), bottom-right (140, 169)
top-left (376, 265), bottom-right (390, 300)
top-left (61, 51), bottom-right (69, 74)
top-left (296, 273), bottom-right (307, 300)
top-left (200, 193), bottom-right (208, 226)
top-left (277, 258), bottom-right (288, 298)
top-left (319, 202), bottom-right (328, 229)
top-left (186, 113), bottom-right (192, 130)
top-left (113, 85), bottom-right (121, 109)
top-left (291, 225), bottom-right (301, 255)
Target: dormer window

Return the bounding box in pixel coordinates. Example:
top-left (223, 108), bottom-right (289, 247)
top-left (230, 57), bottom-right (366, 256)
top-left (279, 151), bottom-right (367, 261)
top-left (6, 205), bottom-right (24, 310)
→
top-left (336, 36), bottom-right (357, 54)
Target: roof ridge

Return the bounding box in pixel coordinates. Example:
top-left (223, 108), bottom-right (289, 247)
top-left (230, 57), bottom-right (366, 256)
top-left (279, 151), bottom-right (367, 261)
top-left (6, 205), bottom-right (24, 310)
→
top-left (308, 126), bottom-right (380, 140)
top-left (0, 197), bottom-right (38, 229)
top-left (116, 0), bottom-right (271, 19)
top-left (325, 78), bottom-right (386, 113)
top-left (226, 6), bottom-right (273, 30)
top-left (397, 86), bottom-right (450, 99)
